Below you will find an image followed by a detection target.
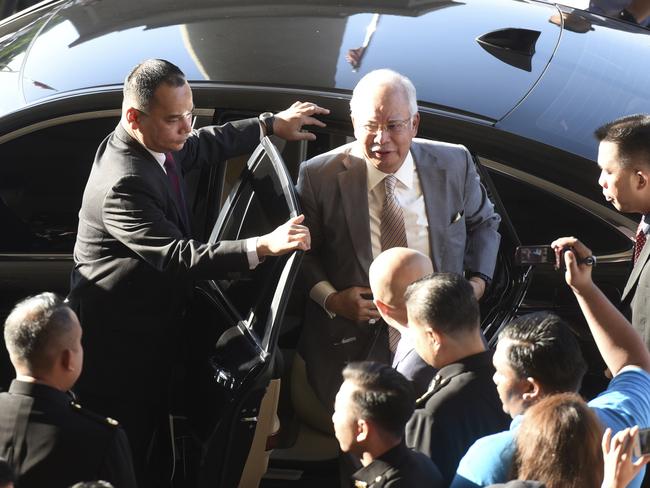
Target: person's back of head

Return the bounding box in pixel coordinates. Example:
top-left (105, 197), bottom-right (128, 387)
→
top-left (498, 312), bottom-right (587, 394)
top-left (3, 292), bottom-right (83, 391)
top-left (333, 361), bottom-right (415, 459)
top-left (404, 272), bottom-right (483, 367)
top-left (513, 392), bottom-right (603, 488)
top-left (342, 361), bottom-right (415, 440)
top-left (369, 247), bottom-right (433, 328)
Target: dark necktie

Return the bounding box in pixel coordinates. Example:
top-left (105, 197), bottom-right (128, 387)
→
top-left (164, 152), bottom-right (190, 231)
top-left (380, 174), bottom-right (407, 354)
top-left (634, 221), bottom-right (647, 265)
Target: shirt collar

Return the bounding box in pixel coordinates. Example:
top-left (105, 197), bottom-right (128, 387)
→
top-left (366, 151), bottom-right (415, 192)
top-left (641, 215), bottom-right (650, 235)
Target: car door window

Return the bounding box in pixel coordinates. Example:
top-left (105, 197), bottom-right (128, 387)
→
top-left (0, 116), bottom-right (119, 253)
top-left (209, 138), bottom-right (301, 352)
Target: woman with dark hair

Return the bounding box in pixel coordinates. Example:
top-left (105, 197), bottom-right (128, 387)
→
top-left (512, 393), bottom-right (604, 488)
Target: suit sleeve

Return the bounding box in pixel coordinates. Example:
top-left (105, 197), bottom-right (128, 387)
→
top-left (460, 148), bottom-right (501, 279)
top-left (100, 428), bottom-right (137, 488)
top-left (102, 173), bottom-right (248, 279)
top-left (296, 160), bottom-right (330, 290)
top-left (176, 118), bottom-right (261, 174)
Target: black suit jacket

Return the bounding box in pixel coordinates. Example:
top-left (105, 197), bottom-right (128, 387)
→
top-left (352, 441), bottom-right (444, 488)
top-left (69, 120), bottom-right (260, 394)
top-left (622, 239), bottom-right (650, 350)
top-left (0, 381), bottom-right (136, 488)
top-left (405, 351), bottom-right (510, 486)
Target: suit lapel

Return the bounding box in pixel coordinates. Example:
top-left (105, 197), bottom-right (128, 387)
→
top-left (622, 240), bottom-right (650, 302)
top-left (115, 125), bottom-right (191, 236)
top-left (338, 151), bottom-right (373, 273)
top-left (412, 143), bottom-right (446, 272)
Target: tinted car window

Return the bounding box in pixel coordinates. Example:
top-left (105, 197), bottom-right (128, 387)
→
top-left (484, 161), bottom-right (631, 255)
top-left (212, 146), bottom-right (295, 348)
top-left (0, 116), bottom-right (118, 253)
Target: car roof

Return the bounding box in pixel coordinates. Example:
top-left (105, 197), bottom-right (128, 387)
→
top-left (1, 0), bottom-right (650, 162)
top-left (0, 0), bottom-right (560, 118)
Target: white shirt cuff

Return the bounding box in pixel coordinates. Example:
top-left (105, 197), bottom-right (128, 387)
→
top-left (246, 237), bottom-right (261, 269)
top-left (310, 280), bottom-right (337, 318)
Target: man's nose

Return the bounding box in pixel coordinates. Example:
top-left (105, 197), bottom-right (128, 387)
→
top-left (181, 116), bottom-right (192, 134)
top-left (598, 171), bottom-right (607, 188)
top-left (373, 128), bottom-right (389, 144)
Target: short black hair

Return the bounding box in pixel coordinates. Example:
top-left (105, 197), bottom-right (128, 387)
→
top-left (123, 59), bottom-right (186, 112)
top-left (594, 114), bottom-right (650, 169)
top-left (498, 312), bottom-right (587, 393)
top-left (342, 361), bottom-right (415, 438)
top-left (404, 272), bottom-right (479, 336)
top-left (3, 292), bottom-right (76, 373)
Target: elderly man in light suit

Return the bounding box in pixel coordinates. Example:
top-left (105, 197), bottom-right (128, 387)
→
top-left (296, 69), bottom-right (501, 411)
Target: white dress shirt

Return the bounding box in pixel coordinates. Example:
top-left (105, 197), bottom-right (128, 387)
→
top-left (310, 150), bottom-right (431, 315)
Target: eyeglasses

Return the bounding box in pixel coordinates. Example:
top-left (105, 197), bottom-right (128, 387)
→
top-left (360, 117), bottom-right (413, 135)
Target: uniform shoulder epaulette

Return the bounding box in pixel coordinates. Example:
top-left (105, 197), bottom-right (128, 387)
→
top-left (69, 401), bottom-right (120, 427)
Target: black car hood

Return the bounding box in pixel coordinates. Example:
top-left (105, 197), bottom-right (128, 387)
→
top-left (0, 0), bottom-right (561, 121)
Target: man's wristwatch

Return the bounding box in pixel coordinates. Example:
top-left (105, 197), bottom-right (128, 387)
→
top-left (259, 112), bottom-right (275, 137)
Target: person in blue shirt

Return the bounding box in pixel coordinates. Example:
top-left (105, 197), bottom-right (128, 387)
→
top-left (452, 238), bottom-right (650, 488)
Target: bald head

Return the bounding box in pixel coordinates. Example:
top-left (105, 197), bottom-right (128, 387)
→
top-left (369, 248), bottom-right (433, 328)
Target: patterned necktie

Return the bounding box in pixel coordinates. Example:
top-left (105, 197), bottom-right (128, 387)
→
top-left (164, 152), bottom-right (190, 231)
top-left (634, 221), bottom-right (647, 264)
top-left (380, 174), bottom-right (407, 354)
top-left (380, 174), bottom-right (408, 250)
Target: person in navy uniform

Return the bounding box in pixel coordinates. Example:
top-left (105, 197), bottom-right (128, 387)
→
top-left (332, 361), bottom-right (443, 487)
top-left (0, 293), bottom-right (136, 488)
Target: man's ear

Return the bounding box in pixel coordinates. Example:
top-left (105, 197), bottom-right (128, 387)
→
top-left (375, 299), bottom-right (392, 320)
top-left (125, 107), bottom-right (142, 129)
top-left (60, 349), bottom-right (73, 371)
top-left (356, 418), bottom-right (369, 443)
top-left (522, 376), bottom-right (543, 402)
top-left (411, 112), bottom-right (420, 135)
top-left (635, 168), bottom-right (650, 191)
top-left (428, 327), bottom-right (442, 348)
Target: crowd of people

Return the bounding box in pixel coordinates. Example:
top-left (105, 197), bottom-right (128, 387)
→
top-left (0, 59), bottom-right (649, 488)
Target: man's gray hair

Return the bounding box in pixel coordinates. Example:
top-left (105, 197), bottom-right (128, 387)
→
top-left (350, 69), bottom-right (418, 117)
top-left (4, 292), bottom-right (75, 373)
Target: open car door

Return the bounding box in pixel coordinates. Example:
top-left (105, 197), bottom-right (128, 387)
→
top-left (173, 137), bottom-right (303, 487)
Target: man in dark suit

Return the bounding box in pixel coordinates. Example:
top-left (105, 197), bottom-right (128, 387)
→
top-left (0, 293), bottom-right (136, 488)
top-left (552, 114), bottom-right (650, 351)
top-left (68, 59), bottom-right (327, 482)
top-left (296, 69), bottom-right (501, 411)
top-left (332, 361), bottom-right (443, 488)
top-left (403, 273), bottom-right (509, 485)
top-left (368, 247), bottom-right (435, 397)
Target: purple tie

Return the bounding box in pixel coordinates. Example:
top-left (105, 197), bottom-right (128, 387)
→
top-left (164, 152), bottom-right (189, 231)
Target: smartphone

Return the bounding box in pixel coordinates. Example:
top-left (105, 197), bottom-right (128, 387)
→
top-left (634, 427), bottom-right (650, 456)
top-left (514, 245), bottom-right (556, 266)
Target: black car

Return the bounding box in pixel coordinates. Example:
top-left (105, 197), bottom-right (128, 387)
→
top-left (0, 0), bottom-right (647, 485)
